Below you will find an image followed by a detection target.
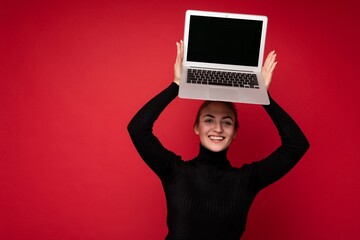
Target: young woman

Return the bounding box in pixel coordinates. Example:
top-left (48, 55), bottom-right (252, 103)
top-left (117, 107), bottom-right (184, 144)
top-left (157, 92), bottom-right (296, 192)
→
top-left (127, 40), bottom-right (310, 240)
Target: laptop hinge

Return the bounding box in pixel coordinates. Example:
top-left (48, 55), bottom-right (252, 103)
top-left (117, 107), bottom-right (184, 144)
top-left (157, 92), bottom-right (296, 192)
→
top-left (189, 66), bottom-right (254, 73)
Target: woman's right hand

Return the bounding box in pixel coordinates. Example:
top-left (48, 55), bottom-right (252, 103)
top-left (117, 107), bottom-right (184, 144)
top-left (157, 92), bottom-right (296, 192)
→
top-left (174, 40), bottom-right (184, 85)
top-left (262, 50), bottom-right (277, 89)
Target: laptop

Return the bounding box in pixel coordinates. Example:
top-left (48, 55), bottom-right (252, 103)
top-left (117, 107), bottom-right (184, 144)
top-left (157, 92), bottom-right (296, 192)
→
top-left (179, 10), bottom-right (270, 105)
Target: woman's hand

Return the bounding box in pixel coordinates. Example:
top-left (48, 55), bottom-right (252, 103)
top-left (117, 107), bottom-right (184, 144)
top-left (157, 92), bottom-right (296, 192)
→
top-left (262, 50), bottom-right (278, 89)
top-left (174, 40), bottom-right (184, 85)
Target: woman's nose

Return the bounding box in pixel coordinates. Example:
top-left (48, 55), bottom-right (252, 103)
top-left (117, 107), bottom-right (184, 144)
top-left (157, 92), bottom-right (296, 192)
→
top-left (213, 122), bottom-right (223, 133)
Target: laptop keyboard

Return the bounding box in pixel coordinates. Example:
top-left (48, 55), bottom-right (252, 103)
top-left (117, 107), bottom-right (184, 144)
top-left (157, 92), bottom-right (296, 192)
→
top-left (186, 69), bottom-right (259, 89)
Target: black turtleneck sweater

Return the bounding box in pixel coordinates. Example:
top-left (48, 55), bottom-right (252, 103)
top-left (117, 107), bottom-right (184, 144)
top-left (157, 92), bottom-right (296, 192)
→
top-left (127, 83), bottom-right (309, 240)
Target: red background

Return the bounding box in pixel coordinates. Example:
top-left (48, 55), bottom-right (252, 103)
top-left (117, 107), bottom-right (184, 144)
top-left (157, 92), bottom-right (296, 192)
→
top-left (1, 0), bottom-right (359, 239)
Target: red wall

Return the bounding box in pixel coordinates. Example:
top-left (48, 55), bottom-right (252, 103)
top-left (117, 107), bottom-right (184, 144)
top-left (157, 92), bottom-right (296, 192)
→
top-left (1, 0), bottom-right (359, 239)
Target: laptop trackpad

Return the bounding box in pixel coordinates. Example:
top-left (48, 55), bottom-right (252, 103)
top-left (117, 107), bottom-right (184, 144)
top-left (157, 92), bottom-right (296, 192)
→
top-left (209, 87), bottom-right (238, 101)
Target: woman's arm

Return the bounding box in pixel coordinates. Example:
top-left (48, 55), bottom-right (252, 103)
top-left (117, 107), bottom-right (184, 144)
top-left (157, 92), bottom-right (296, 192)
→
top-left (251, 95), bottom-right (310, 192)
top-left (249, 51), bottom-right (310, 192)
top-left (127, 41), bottom-right (184, 178)
top-left (127, 83), bottom-right (180, 178)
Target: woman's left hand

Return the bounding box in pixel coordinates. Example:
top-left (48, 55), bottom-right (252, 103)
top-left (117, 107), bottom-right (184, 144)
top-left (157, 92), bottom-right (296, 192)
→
top-left (174, 40), bottom-right (184, 85)
top-left (262, 50), bottom-right (278, 89)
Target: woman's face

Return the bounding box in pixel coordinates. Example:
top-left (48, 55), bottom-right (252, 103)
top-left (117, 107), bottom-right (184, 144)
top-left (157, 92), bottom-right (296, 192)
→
top-left (194, 102), bottom-right (237, 152)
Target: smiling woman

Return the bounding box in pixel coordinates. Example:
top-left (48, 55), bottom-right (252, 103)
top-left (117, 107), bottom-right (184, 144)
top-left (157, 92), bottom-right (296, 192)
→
top-left (127, 40), bottom-right (310, 240)
top-left (194, 101), bottom-right (238, 152)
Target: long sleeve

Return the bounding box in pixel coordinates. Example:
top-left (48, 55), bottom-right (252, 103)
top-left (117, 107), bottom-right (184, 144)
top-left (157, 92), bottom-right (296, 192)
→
top-left (127, 83), bottom-right (181, 178)
top-left (250, 95), bottom-right (310, 192)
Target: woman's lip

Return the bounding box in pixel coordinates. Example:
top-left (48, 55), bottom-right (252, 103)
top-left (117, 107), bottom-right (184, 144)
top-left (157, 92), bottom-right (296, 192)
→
top-left (209, 135), bottom-right (225, 140)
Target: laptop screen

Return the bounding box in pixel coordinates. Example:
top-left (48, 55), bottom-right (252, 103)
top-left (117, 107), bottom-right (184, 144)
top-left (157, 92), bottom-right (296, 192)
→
top-left (187, 16), bottom-right (263, 67)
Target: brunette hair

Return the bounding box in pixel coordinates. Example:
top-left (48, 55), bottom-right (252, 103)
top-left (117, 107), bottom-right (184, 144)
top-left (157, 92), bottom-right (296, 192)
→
top-left (194, 101), bottom-right (239, 131)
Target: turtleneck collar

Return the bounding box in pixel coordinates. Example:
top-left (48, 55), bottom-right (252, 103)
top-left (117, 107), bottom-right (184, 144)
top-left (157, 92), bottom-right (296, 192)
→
top-left (194, 144), bottom-right (230, 167)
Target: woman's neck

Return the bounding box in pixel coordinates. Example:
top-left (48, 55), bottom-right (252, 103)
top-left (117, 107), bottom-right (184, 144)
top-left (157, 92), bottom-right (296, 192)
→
top-left (195, 144), bottom-right (230, 167)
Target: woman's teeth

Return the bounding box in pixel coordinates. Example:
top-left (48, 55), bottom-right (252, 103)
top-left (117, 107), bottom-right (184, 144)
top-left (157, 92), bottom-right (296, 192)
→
top-left (209, 136), bottom-right (224, 140)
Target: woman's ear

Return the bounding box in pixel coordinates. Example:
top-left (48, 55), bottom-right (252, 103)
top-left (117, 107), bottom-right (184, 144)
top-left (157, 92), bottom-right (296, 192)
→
top-left (232, 130), bottom-right (237, 139)
top-left (194, 124), bottom-right (199, 135)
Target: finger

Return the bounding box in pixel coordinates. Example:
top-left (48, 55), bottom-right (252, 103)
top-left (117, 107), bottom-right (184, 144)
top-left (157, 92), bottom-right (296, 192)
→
top-left (268, 53), bottom-right (277, 69)
top-left (268, 54), bottom-right (276, 70)
top-left (263, 50), bottom-right (275, 67)
top-left (266, 62), bottom-right (277, 82)
top-left (267, 51), bottom-right (276, 64)
top-left (180, 40), bottom-right (184, 60)
top-left (177, 41), bottom-right (180, 53)
top-left (176, 42), bottom-right (181, 60)
top-left (175, 43), bottom-right (181, 67)
top-left (270, 61), bottom-right (278, 73)
top-left (265, 53), bottom-right (276, 72)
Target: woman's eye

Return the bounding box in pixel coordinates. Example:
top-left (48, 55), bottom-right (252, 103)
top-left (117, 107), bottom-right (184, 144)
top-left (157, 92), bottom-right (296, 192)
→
top-left (223, 121), bottom-right (233, 126)
top-left (204, 119), bottom-right (214, 123)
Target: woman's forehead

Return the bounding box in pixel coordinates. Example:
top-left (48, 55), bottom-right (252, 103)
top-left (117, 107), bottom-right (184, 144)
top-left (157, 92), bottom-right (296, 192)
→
top-left (200, 102), bottom-right (235, 117)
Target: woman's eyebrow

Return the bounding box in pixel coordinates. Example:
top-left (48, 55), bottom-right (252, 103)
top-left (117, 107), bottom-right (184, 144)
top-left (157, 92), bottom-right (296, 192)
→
top-left (222, 116), bottom-right (234, 121)
top-left (202, 114), bottom-right (215, 118)
top-left (202, 114), bottom-right (233, 121)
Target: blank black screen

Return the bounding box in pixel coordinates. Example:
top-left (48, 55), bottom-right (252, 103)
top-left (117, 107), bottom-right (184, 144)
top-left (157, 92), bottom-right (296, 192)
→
top-left (187, 16), bottom-right (263, 67)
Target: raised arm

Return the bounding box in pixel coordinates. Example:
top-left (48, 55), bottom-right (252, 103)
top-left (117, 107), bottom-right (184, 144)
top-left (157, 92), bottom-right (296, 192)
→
top-left (251, 96), bottom-right (310, 192)
top-left (127, 41), bottom-right (184, 178)
top-left (250, 51), bottom-right (310, 192)
top-left (127, 82), bottom-right (180, 178)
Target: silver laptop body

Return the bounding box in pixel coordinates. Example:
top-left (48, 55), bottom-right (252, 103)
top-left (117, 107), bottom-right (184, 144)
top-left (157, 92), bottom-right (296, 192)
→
top-left (179, 10), bottom-right (270, 105)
